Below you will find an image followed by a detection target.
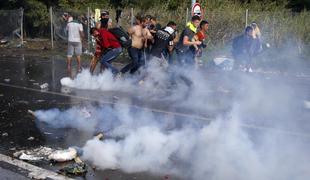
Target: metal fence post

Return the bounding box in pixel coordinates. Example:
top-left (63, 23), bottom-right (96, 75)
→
top-left (50, 7), bottom-right (54, 49)
top-left (131, 8), bottom-right (134, 26)
top-left (186, 8), bottom-right (189, 25)
top-left (20, 8), bottom-right (24, 46)
top-left (87, 7), bottom-right (90, 51)
top-left (245, 9), bottom-right (249, 27)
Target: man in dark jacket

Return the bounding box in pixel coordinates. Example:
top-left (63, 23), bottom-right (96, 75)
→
top-left (175, 15), bottom-right (202, 66)
top-left (232, 26), bottom-right (261, 72)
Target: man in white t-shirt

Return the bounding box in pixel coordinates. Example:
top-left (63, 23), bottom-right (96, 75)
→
top-left (66, 16), bottom-right (84, 75)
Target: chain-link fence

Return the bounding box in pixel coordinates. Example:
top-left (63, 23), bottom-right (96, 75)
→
top-left (0, 9), bottom-right (23, 47)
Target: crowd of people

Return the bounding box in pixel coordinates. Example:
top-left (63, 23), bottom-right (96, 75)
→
top-left (65, 10), bottom-right (264, 79)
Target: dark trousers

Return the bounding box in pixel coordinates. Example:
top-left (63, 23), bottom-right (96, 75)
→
top-left (176, 49), bottom-right (195, 66)
top-left (121, 47), bottom-right (144, 74)
top-left (100, 47), bottom-right (122, 74)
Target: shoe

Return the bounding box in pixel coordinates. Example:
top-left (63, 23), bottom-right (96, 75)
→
top-left (248, 68), bottom-right (253, 73)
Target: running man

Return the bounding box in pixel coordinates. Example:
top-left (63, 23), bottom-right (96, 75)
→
top-left (121, 16), bottom-right (152, 75)
top-left (175, 15), bottom-right (202, 66)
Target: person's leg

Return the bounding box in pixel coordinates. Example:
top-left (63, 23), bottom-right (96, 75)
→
top-left (75, 42), bottom-right (83, 72)
top-left (125, 48), bottom-right (140, 74)
top-left (89, 56), bottom-right (98, 74)
top-left (176, 49), bottom-right (185, 66)
top-left (120, 48), bottom-right (136, 74)
top-left (67, 42), bottom-right (74, 76)
top-left (100, 47), bottom-right (122, 74)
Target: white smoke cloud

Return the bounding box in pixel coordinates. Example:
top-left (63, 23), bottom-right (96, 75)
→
top-left (34, 55), bottom-right (310, 180)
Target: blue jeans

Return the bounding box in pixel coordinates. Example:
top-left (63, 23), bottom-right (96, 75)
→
top-left (121, 47), bottom-right (144, 74)
top-left (100, 47), bottom-right (122, 74)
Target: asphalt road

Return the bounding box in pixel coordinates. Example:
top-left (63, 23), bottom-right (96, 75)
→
top-left (0, 54), bottom-right (310, 179)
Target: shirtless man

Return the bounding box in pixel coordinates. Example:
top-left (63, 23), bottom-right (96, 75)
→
top-left (120, 16), bottom-right (152, 74)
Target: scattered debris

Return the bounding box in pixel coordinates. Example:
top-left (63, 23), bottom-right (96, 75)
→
top-left (19, 153), bottom-right (44, 161)
top-left (48, 147), bottom-right (77, 162)
top-left (60, 87), bottom-right (71, 94)
top-left (27, 136), bottom-right (35, 141)
top-left (0, 39), bottom-right (8, 44)
top-left (59, 162), bottom-right (87, 176)
top-left (2, 132), bottom-right (8, 137)
top-left (28, 110), bottom-right (36, 117)
top-left (43, 132), bottom-right (53, 135)
top-left (94, 133), bottom-right (104, 140)
top-left (40, 83), bottom-right (49, 89)
top-left (4, 78), bottom-right (10, 82)
top-left (36, 99), bottom-right (45, 103)
top-left (9, 147), bottom-right (16, 151)
top-left (14, 147), bottom-right (54, 161)
top-left (17, 100), bottom-right (29, 105)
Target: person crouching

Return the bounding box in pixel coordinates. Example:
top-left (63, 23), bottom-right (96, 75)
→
top-left (96, 18), bottom-right (122, 75)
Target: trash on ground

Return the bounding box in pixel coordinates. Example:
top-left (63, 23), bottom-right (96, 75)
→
top-left (94, 133), bottom-right (104, 140)
top-left (19, 153), bottom-right (44, 161)
top-left (17, 100), bottom-right (29, 105)
top-left (59, 162), bottom-right (87, 176)
top-left (4, 78), bottom-right (10, 82)
top-left (61, 86), bottom-right (71, 94)
top-left (27, 136), bottom-right (35, 141)
top-left (28, 109), bottom-right (36, 117)
top-left (2, 132), bottom-right (8, 137)
top-left (48, 147), bottom-right (77, 162)
top-left (13, 146), bottom-right (54, 161)
top-left (0, 39), bottom-right (8, 44)
top-left (40, 83), bottom-right (49, 89)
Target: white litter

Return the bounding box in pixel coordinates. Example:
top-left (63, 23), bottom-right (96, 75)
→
top-left (48, 147), bottom-right (77, 162)
top-left (40, 83), bottom-right (49, 89)
top-left (19, 153), bottom-right (44, 161)
top-left (4, 79), bottom-right (10, 82)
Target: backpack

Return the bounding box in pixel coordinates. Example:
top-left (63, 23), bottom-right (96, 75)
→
top-left (109, 26), bottom-right (132, 48)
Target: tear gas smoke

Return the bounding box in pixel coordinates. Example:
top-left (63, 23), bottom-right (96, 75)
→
top-left (36, 49), bottom-right (310, 179)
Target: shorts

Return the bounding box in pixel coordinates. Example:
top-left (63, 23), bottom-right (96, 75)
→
top-left (67, 41), bottom-right (82, 57)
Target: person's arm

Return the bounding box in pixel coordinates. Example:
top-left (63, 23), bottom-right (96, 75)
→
top-left (143, 28), bottom-right (153, 40)
top-left (79, 24), bottom-right (84, 40)
top-left (183, 36), bottom-right (201, 46)
top-left (128, 26), bottom-right (134, 35)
